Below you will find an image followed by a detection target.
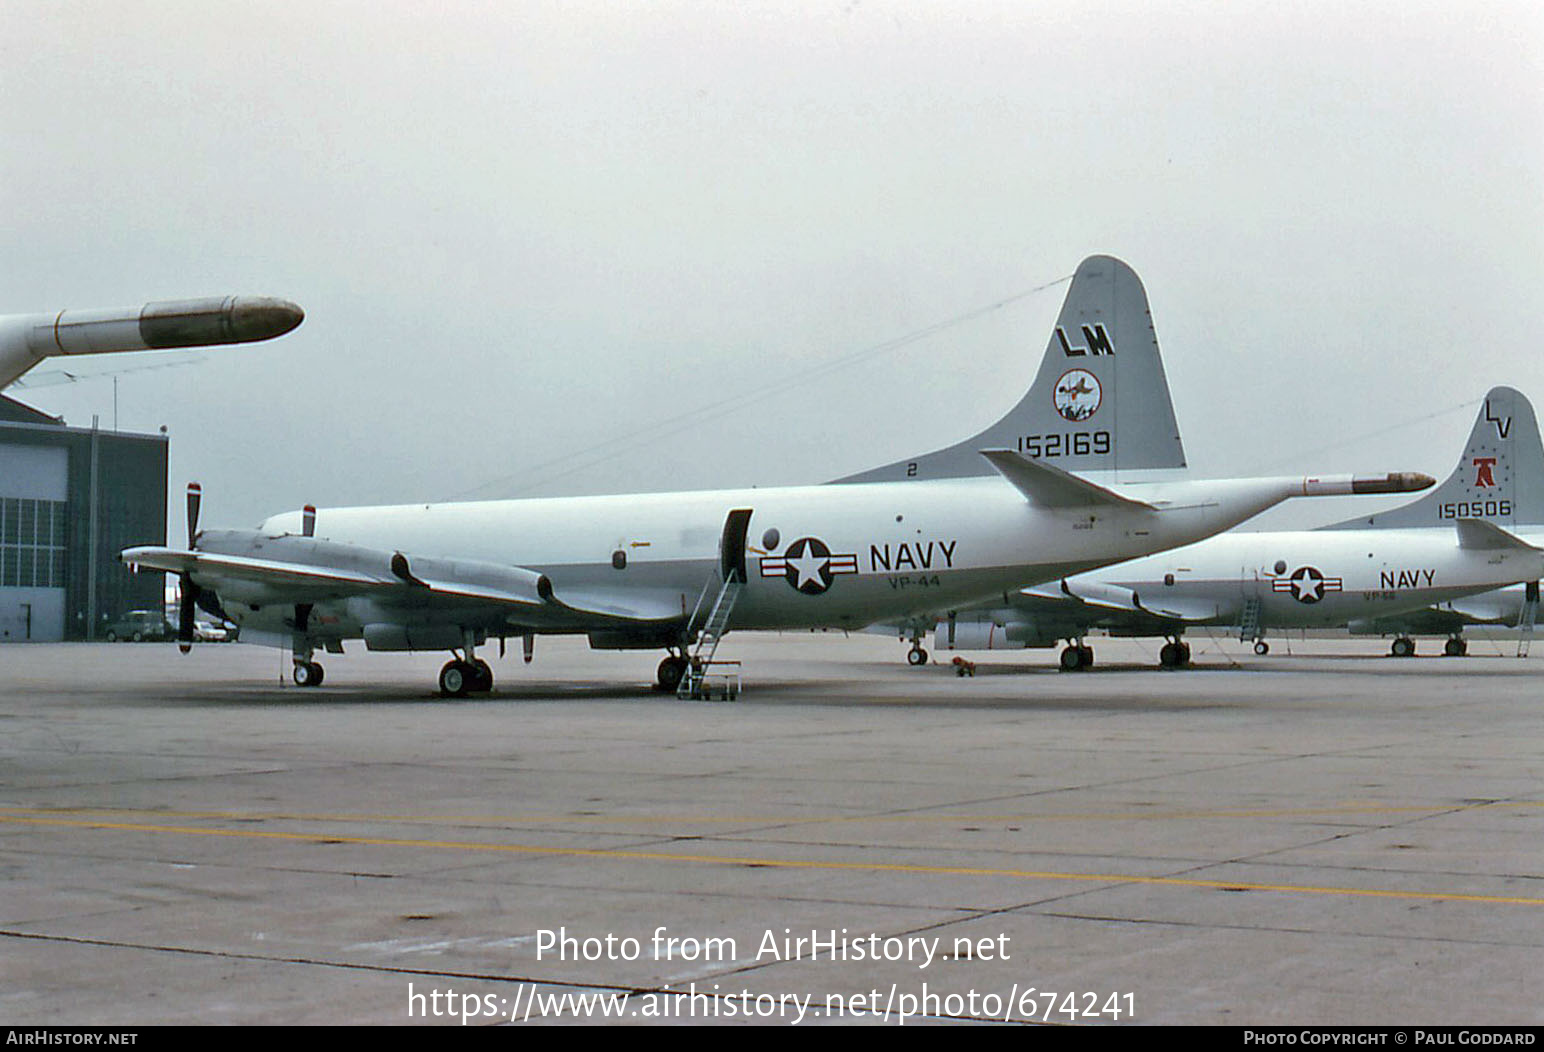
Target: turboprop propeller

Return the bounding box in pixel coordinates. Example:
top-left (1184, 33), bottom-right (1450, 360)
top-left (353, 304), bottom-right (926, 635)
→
top-left (177, 483), bottom-right (202, 654)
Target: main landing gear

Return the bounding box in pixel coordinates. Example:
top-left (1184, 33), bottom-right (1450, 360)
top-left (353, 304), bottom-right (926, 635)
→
top-left (1443, 636), bottom-right (1468, 657)
top-left (1059, 641), bottom-right (1094, 671)
top-left (1390, 636), bottom-right (1417, 658)
top-left (439, 658), bottom-right (493, 696)
top-left (440, 630), bottom-right (494, 696)
top-left (656, 653), bottom-right (689, 692)
top-left (291, 604), bottom-right (325, 688)
top-left (1158, 638), bottom-right (1192, 669)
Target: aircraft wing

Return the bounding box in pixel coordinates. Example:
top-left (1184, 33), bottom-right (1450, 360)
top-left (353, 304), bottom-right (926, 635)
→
top-left (122, 546), bottom-right (403, 602)
top-left (1440, 592), bottom-right (1525, 624)
top-left (1131, 594), bottom-right (1222, 623)
top-left (122, 535), bottom-right (683, 629)
top-left (544, 587), bottom-right (684, 624)
top-left (1051, 577), bottom-right (1219, 623)
top-left (1349, 608), bottom-right (1474, 636)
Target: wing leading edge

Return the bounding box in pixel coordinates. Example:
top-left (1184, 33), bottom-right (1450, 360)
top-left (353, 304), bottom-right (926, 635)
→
top-left (122, 532), bottom-right (682, 629)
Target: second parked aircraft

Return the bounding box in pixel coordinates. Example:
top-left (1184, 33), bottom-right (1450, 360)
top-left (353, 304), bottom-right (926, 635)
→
top-left (930, 387), bottom-right (1543, 668)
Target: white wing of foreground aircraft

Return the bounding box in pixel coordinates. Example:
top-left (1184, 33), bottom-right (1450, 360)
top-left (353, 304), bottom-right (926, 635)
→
top-left (931, 388), bottom-right (1544, 669)
top-left (122, 256), bottom-right (1430, 696)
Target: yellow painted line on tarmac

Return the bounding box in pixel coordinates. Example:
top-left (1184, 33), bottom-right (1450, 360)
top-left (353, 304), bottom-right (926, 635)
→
top-left (3, 801), bottom-right (1538, 827)
top-left (2, 811), bottom-right (1541, 908)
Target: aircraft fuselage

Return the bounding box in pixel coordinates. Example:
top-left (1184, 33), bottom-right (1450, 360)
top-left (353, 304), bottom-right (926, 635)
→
top-left (215, 474), bottom-right (1323, 645)
top-left (1091, 528), bottom-right (1544, 630)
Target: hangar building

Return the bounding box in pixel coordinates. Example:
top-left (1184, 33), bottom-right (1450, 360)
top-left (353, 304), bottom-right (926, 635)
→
top-left (0, 395), bottom-right (167, 641)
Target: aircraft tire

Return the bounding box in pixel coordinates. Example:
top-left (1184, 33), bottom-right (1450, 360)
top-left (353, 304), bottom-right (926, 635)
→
top-left (656, 656), bottom-right (687, 692)
top-left (1253, 641), bottom-right (1269, 656)
top-left (293, 661), bottom-right (324, 687)
top-left (1159, 642), bottom-right (1185, 669)
top-left (907, 647), bottom-right (928, 666)
top-left (440, 660), bottom-right (471, 697)
top-left (1059, 645), bottom-right (1086, 672)
top-left (470, 659), bottom-right (493, 692)
top-left (1178, 642), bottom-right (1191, 664)
top-left (1444, 638), bottom-right (1467, 657)
top-left (1391, 637), bottom-right (1416, 658)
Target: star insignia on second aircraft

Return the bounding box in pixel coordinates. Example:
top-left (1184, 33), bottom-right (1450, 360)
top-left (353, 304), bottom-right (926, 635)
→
top-left (1272, 565), bottom-right (1343, 604)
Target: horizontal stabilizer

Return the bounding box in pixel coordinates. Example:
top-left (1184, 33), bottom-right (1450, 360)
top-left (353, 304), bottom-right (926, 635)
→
top-left (980, 449), bottom-right (1157, 510)
top-left (1454, 518), bottom-right (1541, 552)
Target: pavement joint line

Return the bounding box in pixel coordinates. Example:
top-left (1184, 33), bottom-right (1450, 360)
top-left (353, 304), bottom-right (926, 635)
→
top-left (3, 811), bottom-right (1541, 908)
top-left (5, 801), bottom-right (1534, 825)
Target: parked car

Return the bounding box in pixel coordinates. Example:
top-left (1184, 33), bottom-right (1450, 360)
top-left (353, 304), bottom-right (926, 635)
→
top-left (103, 610), bottom-right (174, 642)
top-left (195, 620), bottom-right (239, 643)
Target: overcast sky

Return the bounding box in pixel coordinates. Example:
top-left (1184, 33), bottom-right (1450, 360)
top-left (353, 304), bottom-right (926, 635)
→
top-left (3, 1), bottom-right (1542, 533)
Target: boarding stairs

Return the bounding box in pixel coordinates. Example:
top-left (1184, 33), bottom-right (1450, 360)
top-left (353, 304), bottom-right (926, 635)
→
top-left (1238, 595), bottom-right (1263, 645)
top-left (1517, 581), bottom-right (1539, 658)
top-left (678, 574), bottom-right (743, 700)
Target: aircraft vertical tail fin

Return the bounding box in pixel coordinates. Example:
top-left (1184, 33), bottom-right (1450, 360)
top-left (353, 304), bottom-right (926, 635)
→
top-left (832, 255), bottom-right (1186, 483)
top-left (1321, 386), bottom-right (1544, 530)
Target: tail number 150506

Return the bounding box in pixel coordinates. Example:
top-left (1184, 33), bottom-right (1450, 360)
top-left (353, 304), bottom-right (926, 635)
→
top-left (1439, 500), bottom-right (1513, 519)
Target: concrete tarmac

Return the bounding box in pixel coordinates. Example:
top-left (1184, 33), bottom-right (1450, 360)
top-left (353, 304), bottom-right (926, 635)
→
top-left (1, 632), bottom-right (1540, 1026)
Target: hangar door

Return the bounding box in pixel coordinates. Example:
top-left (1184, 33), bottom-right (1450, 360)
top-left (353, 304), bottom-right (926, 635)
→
top-left (0, 444), bottom-right (68, 642)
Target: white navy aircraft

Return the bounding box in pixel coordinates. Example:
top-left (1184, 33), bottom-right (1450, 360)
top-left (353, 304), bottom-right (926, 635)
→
top-left (1347, 581), bottom-right (1538, 649)
top-left (121, 256), bottom-right (1431, 696)
top-left (931, 387), bottom-right (1544, 668)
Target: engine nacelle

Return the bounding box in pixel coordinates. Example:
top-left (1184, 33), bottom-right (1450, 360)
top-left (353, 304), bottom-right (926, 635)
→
top-left (933, 619), bottom-right (1060, 651)
top-left (587, 628), bottom-right (681, 650)
top-left (364, 624), bottom-right (483, 652)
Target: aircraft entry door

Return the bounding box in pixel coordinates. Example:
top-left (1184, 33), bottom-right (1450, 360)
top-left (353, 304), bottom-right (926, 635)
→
top-left (719, 508), bottom-right (753, 584)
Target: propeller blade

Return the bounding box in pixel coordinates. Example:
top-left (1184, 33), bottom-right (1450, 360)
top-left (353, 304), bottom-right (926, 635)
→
top-left (178, 573), bottom-right (199, 654)
top-left (186, 482), bottom-right (202, 547)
